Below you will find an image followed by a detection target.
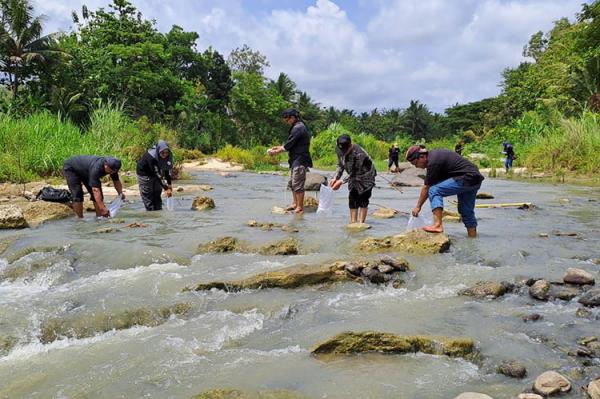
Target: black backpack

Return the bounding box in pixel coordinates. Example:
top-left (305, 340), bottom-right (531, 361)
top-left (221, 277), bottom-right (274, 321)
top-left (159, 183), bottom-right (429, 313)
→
top-left (36, 187), bottom-right (72, 203)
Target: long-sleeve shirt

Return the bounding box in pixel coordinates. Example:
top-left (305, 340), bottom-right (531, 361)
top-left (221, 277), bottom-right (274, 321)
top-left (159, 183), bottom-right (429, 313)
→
top-left (283, 121), bottom-right (313, 169)
top-left (136, 152), bottom-right (172, 188)
top-left (335, 144), bottom-right (377, 194)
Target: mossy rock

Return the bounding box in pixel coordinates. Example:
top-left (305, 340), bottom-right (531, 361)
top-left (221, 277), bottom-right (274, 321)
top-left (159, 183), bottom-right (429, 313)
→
top-left (311, 331), bottom-right (478, 361)
top-left (192, 389), bottom-right (307, 399)
top-left (459, 281), bottom-right (508, 299)
top-left (303, 197), bottom-right (318, 210)
top-left (191, 196), bottom-right (215, 211)
top-left (0, 335), bottom-right (16, 356)
top-left (359, 230), bottom-right (450, 254)
top-left (39, 303), bottom-right (192, 344)
top-left (198, 237), bottom-right (299, 256)
top-left (258, 238), bottom-right (299, 255)
top-left (4, 245), bottom-right (64, 264)
top-left (198, 236), bottom-right (246, 253)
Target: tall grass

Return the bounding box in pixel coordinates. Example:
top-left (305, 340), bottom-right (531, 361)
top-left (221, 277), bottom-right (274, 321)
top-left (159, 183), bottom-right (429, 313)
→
top-left (215, 144), bottom-right (282, 170)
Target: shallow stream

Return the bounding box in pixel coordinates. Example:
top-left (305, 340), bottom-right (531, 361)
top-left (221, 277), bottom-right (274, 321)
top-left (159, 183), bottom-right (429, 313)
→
top-left (1, 171), bottom-right (599, 398)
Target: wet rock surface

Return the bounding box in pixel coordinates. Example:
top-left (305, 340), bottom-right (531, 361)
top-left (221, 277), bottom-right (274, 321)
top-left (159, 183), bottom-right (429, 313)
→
top-left (246, 220), bottom-right (298, 233)
top-left (191, 196), bottom-right (215, 211)
top-left (311, 331), bottom-right (479, 361)
top-left (258, 237), bottom-right (299, 255)
top-left (579, 288), bottom-right (600, 307)
top-left (563, 268), bottom-right (595, 285)
top-left (529, 279), bottom-right (551, 301)
top-left (0, 205), bottom-right (27, 229)
top-left (389, 167), bottom-right (425, 187)
top-left (301, 172), bottom-right (328, 191)
top-left (475, 192), bottom-right (494, 199)
top-left (497, 360), bottom-right (527, 378)
top-left (516, 394), bottom-right (543, 399)
top-left (192, 389), bottom-right (307, 399)
top-left (197, 236), bottom-right (299, 255)
top-left (346, 222), bottom-right (371, 231)
top-left (588, 378), bottom-right (600, 399)
top-left (453, 394), bottom-right (493, 399)
top-left (459, 281), bottom-right (511, 299)
top-left (359, 229), bottom-right (451, 254)
top-left (0, 335), bottom-right (16, 356)
top-left (19, 201), bottom-right (72, 226)
top-left (39, 303), bottom-right (192, 344)
top-left (372, 208), bottom-right (397, 218)
top-left (532, 370), bottom-right (571, 396)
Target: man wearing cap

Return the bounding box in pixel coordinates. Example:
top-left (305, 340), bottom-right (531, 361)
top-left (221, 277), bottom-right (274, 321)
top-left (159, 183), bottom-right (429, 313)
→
top-left (388, 143), bottom-right (400, 172)
top-left (330, 134), bottom-right (377, 224)
top-left (63, 155), bottom-right (125, 218)
top-left (268, 108), bottom-right (313, 213)
top-left (406, 145), bottom-right (483, 237)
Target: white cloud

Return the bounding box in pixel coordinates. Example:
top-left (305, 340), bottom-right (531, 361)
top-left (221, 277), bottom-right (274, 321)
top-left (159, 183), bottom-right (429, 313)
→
top-left (33, 0), bottom-right (590, 112)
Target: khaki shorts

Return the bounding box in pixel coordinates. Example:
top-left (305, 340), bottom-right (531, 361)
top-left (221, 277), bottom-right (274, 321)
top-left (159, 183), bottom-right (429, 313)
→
top-left (289, 166), bottom-right (307, 193)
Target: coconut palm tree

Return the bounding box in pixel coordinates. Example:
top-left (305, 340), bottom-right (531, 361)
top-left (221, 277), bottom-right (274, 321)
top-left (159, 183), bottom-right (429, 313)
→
top-left (0, 0), bottom-right (61, 98)
top-left (269, 72), bottom-right (297, 102)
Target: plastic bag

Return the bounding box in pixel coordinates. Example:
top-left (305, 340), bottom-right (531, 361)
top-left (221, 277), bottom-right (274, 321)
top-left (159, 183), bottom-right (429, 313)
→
top-left (166, 196), bottom-right (174, 211)
top-left (316, 184), bottom-right (334, 215)
top-left (107, 195), bottom-right (123, 218)
top-left (406, 213), bottom-right (432, 230)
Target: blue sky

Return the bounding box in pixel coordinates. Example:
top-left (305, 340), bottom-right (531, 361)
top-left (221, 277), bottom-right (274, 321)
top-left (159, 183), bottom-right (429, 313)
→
top-left (35, 0), bottom-right (591, 113)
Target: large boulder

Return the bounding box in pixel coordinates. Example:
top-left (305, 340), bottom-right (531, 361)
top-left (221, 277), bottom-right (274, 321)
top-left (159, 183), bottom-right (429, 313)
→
top-left (310, 331), bottom-right (478, 361)
top-left (191, 196), bottom-right (215, 211)
top-left (459, 281), bottom-right (509, 299)
top-left (563, 268), bottom-right (595, 285)
top-left (20, 201), bottom-right (72, 226)
top-left (192, 389), bottom-right (307, 399)
top-left (389, 167), bottom-right (425, 187)
top-left (579, 288), bottom-right (600, 307)
top-left (533, 371), bottom-right (571, 396)
top-left (359, 229), bottom-right (450, 254)
top-left (453, 394), bottom-right (493, 399)
top-left (529, 280), bottom-right (550, 301)
top-left (303, 172), bottom-right (328, 191)
top-left (588, 378), bottom-right (600, 399)
top-left (40, 303), bottom-right (191, 344)
top-left (0, 205), bottom-right (27, 229)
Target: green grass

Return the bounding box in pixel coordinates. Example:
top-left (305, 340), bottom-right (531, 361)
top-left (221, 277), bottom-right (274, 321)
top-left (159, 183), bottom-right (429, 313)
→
top-left (214, 144), bottom-right (284, 170)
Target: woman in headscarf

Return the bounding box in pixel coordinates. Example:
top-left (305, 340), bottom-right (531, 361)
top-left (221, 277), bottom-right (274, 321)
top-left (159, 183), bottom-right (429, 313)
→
top-left (136, 140), bottom-right (173, 211)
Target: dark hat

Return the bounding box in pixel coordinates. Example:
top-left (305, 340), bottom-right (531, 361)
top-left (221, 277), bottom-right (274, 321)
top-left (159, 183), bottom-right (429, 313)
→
top-left (405, 145), bottom-right (427, 161)
top-left (105, 157), bottom-right (122, 171)
top-left (281, 108), bottom-right (300, 118)
top-left (336, 134), bottom-right (352, 150)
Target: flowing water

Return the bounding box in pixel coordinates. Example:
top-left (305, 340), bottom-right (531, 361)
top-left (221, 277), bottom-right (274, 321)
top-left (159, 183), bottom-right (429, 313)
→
top-left (1, 171), bottom-right (599, 398)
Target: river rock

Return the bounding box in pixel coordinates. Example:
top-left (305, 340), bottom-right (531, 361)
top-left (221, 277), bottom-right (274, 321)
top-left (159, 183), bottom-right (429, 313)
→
top-left (563, 268), bottom-right (595, 285)
top-left (529, 280), bottom-right (551, 301)
top-left (0, 335), bottom-right (16, 356)
top-left (186, 261), bottom-right (360, 292)
top-left (372, 208), bottom-right (397, 218)
top-left (0, 205), bottom-right (27, 229)
top-left (476, 192), bottom-right (494, 199)
top-left (311, 331), bottom-right (478, 361)
top-left (192, 389), bottom-right (307, 399)
top-left (497, 360), bottom-right (527, 378)
top-left (517, 394), bottom-right (543, 399)
top-left (346, 222), bottom-right (371, 231)
top-left (378, 255), bottom-right (410, 271)
top-left (0, 247), bottom-right (68, 282)
top-left (303, 196), bottom-right (319, 210)
top-left (588, 378), bottom-right (600, 399)
top-left (389, 167), bottom-right (425, 187)
top-left (0, 235), bottom-right (19, 255)
top-left (191, 196), bottom-right (215, 211)
top-left (40, 303), bottom-right (192, 344)
top-left (19, 201), bottom-right (72, 226)
top-left (258, 237), bottom-right (299, 255)
top-left (443, 209), bottom-right (462, 223)
top-left (532, 371), bottom-right (571, 396)
top-left (453, 394), bottom-right (493, 399)
top-left (459, 281), bottom-right (508, 299)
top-left (303, 173), bottom-right (328, 191)
top-left (549, 284), bottom-right (581, 301)
top-left (579, 288), bottom-right (600, 307)
top-left (359, 229), bottom-right (450, 254)
top-left (198, 237), bottom-right (245, 253)
top-left (576, 307), bottom-right (593, 318)
top-left (377, 264), bottom-right (395, 274)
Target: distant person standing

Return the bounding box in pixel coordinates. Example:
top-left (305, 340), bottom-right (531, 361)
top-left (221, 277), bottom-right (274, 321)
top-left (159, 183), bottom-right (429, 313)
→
top-left (63, 155), bottom-right (124, 218)
top-left (137, 140), bottom-right (173, 211)
top-left (502, 141), bottom-right (515, 173)
top-left (454, 140), bottom-right (465, 155)
top-left (388, 143), bottom-right (400, 172)
top-left (406, 145), bottom-right (483, 238)
top-left (330, 134), bottom-right (377, 224)
top-left (268, 108), bottom-right (313, 214)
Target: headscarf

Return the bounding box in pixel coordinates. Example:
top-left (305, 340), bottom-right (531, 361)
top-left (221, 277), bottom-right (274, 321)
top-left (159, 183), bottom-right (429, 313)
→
top-left (148, 140), bottom-right (173, 172)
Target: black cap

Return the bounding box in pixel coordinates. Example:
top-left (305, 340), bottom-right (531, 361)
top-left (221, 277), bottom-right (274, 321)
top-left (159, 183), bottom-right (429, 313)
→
top-left (336, 134), bottom-right (352, 150)
top-left (105, 157), bottom-right (122, 171)
top-left (281, 108), bottom-right (300, 118)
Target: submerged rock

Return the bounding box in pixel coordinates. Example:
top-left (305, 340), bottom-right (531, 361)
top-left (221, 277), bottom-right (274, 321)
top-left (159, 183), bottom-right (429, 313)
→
top-left (372, 208), bottom-right (397, 218)
top-left (454, 394), bottom-right (493, 399)
top-left (563, 268), bottom-right (595, 285)
top-left (359, 229), bottom-right (450, 254)
top-left (191, 196), bottom-right (215, 211)
top-left (516, 394), bottom-right (543, 399)
top-left (497, 360), bottom-right (527, 378)
top-left (0, 335), bottom-right (16, 356)
top-left (19, 201), bottom-right (72, 226)
top-left (40, 303), bottom-right (192, 344)
top-left (549, 284), bottom-right (581, 301)
top-left (303, 196), bottom-right (318, 210)
top-left (4, 245), bottom-right (64, 264)
top-left (311, 331), bottom-right (478, 361)
top-left (197, 236), bottom-right (299, 255)
top-left (346, 222), bottom-right (371, 231)
top-left (588, 378), bottom-right (600, 399)
top-left (529, 280), bottom-right (550, 301)
top-left (442, 210), bottom-right (462, 223)
top-left (0, 235), bottom-right (19, 255)
top-left (0, 205), bottom-right (27, 229)
top-left (476, 192), bottom-right (494, 199)
top-left (459, 281), bottom-right (508, 299)
top-left (192, 389), bottom-right (307, 399)
top-left (0, 247), bottom-right (68, 282)
top-left (533, 371), bottom-right (571, 396)
top-left (579, 288), bottom-right (600, 307)
top-left (198, 236), bottom-right (245, 253)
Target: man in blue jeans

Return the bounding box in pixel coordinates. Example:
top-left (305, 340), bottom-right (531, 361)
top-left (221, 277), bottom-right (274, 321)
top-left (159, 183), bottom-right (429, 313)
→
top-left (406, 145), bottom-right (484, 237)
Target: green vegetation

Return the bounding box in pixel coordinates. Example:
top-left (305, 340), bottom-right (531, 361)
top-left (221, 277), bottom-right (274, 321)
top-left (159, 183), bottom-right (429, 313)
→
top-left (0, 0), bottom-right (599, 182)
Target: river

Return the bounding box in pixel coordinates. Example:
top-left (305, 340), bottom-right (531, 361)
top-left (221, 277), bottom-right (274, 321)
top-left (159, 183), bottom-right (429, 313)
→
top-left (0, 170), bottom-right (599, 398)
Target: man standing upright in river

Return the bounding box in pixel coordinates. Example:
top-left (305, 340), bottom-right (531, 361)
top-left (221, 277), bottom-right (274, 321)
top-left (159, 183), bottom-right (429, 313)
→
top-left (268, 108), bottom-right (313, 214)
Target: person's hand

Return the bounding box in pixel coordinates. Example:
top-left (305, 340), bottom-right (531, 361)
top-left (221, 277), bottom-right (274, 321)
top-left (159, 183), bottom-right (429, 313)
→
top-left (120, 193), bottom-right (126, 201)
top-left (332, 180), bottom-right (343, 191)
top-left (166, 188), bottom-right (173, 197)
top-left (412, 206), bottom-right (421, 217)
top-left (100, 206), bottom-right (110, 218)
top-left (328, 178), bottom-right (336, 187)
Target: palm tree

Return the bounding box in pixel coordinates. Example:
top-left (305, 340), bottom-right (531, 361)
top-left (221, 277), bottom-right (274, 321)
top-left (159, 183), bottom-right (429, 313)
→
top-left (270, 72), bottom-right (297, 102)
top-left (403, 99), bottom-right (431, 139)
top-left (0, 0), bottom-right (61, 98)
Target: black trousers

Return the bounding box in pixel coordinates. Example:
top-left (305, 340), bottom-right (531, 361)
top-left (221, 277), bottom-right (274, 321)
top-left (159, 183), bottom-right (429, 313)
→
top-left (348, 188), bottom-right (372, 209)
top-left (138, 175), bottom-right (163, 211)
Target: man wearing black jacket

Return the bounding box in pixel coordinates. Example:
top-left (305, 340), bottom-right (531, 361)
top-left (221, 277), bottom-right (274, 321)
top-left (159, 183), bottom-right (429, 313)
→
top-left (268, 109), bottom-right (313, 213)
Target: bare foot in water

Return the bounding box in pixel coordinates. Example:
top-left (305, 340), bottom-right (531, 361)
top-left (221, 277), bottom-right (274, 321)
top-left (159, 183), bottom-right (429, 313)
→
top-left (294, 207), bottom-right (304, 214)
top-left (423, 225), bottom-right (443, 233)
